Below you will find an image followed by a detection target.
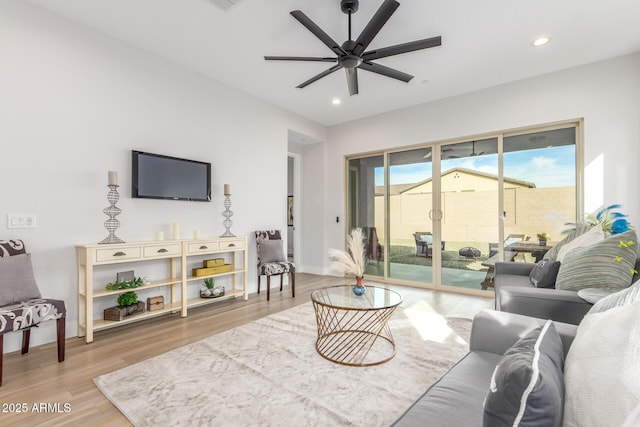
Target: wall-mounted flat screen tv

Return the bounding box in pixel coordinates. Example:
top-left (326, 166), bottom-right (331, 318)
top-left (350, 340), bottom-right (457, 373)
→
top-left (132, 150), bottom-right (211, 202)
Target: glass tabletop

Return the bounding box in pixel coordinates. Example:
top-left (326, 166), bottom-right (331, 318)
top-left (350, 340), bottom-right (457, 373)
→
top-left (311, 285), bottom-right (402, 310)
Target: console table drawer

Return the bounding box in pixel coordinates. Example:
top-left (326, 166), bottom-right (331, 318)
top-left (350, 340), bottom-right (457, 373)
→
top-left (219, 239), bottom-right (245, 250)
top-left (187, 241), bottom-right (219, 254)
top-left (143, 243), bottom-right (181, 258)
top-left (95, 246), bottom-right (142, 263)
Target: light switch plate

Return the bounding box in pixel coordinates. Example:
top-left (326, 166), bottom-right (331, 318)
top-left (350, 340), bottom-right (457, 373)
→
top-left (7, 214), bottom-right (37, 229)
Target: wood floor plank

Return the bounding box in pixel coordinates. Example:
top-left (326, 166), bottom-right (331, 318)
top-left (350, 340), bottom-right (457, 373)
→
top-left (0, 274), bottom-right (492, 426)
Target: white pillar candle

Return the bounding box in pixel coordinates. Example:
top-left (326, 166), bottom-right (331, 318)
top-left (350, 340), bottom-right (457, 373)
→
top-left (224, 184), bottom-right (231, 195)
top-left (156, 231), bottom-right (164, 241)
top-left (173, 222), bottom-right (180, 240)
top-left (194, 230), bottom-right (200, 239)
top-left (108, 170), bottom-right (118, 186)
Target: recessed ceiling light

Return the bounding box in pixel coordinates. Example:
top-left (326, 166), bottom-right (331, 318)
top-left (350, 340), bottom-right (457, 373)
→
top-left (332, 98), bottom-right (341, 105)
top-left (532, 36), bottom-right (551, 47)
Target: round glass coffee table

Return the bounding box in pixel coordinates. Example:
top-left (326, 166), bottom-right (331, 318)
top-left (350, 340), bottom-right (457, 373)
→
top-left (310, 285), bottom-right (403, 367)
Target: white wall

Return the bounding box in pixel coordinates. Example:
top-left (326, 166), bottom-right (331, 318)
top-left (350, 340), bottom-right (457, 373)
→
top-left (323, 52), bottom-right (640, 270)
top-left (0, 1), bottom-right (325, 353)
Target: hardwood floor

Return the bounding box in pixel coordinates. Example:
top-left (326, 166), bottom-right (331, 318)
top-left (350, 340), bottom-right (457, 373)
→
top-left (0, 274), bottom-right (492, 426)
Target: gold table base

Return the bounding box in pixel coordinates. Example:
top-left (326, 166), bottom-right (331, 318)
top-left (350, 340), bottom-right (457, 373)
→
top-left (312, 301), bottom-right (399, 366)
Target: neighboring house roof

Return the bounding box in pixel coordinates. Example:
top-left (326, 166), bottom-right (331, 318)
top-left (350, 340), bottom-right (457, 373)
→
top-left (399, 167), bottom-right (536, 193)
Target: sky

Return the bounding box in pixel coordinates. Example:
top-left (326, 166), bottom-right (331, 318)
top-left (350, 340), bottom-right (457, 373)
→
top-left (375, 145), bottom-right (576, 188)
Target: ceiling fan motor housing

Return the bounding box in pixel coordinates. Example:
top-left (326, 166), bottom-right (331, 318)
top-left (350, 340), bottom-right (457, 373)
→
top-left (341, 0), bottom-right (359, 14)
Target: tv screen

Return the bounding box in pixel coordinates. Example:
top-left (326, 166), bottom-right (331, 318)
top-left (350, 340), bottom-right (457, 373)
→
top-left (132, 151), bottom-right (211, 202)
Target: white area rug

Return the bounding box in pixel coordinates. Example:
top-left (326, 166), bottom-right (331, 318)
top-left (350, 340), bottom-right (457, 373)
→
top-left (94, 302), bottom-right (471, 426)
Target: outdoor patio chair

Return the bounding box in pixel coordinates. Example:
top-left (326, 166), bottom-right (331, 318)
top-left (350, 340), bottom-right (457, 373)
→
top-left (413, 232), bottom-right (431, 256)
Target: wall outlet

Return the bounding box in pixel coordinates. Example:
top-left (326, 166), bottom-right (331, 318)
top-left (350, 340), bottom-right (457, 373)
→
top-left (7, 214), bottom-right (37, 229)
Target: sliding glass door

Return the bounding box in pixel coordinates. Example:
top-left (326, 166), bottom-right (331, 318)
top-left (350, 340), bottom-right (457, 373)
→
top-left (387, 147), bottom-right (434, 284)
top-left (346, 122), bottom-right (579, 293)
top-left (438, 137), bottom-right (499, 290)
top-left (347, 155), bottom-right (384, 277)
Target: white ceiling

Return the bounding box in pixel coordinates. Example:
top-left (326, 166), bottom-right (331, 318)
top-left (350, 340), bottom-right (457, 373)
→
top-left (26, 0), bottom-right (640, 126)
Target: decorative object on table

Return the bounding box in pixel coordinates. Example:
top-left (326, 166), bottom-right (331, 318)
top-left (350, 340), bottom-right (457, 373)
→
top-left (147, 296), bottom-right (164, 311)
top-left (328, 228), bottom-right (366, 295)
top-left (192, 259), bottom-right (232, 277)
top-left (142, 276), bottom-right (151, 286)
top-left (201, 277), bottom-right (215, 297)
top-left (116, 270), bottom-right (135, 284)
top-left (200, 278), bottom-right (226, 298)
top-left (103, 291), bottom-right (145, 321)
top-left (287, 196), bottom-right (294, 226)
top-left (105, 276), bottom-right (143, 290)
top-left (536, 232), bottom-right (551, 246)
top-left (173, 222), bottom-right (180, 240)
top-left (99, 170), bottom-right (125, 244)
top-left (220, 184), bottom-right (235, 237)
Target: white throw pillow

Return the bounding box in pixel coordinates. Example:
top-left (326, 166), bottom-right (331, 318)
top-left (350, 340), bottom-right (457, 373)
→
top-left (556, 226), bottom-right (604, 263)
top-left (563, 301), bottom-right (640, 427)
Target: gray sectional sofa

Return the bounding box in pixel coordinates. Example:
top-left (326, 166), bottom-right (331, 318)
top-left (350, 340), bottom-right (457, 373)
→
top-left (393, 310), bottom-right (577, 426)
top-left (493, 253), bottom-right (640, 325)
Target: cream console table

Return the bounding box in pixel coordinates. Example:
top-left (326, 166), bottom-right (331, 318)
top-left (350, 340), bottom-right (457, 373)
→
top-left (77, 236), bottom-right (248, 343)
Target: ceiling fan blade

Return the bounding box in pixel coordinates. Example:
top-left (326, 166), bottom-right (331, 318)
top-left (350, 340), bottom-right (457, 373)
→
top-left (346, 68), bottom-right (359, 96)
top-left (290, 10), bottom-right (347, 56)
top-left (296, 64), bottom-right (343, 89)
top-left (362, 36), bottom-right (442, 61)
top-left (264, 56), bottom-right (338, 62)
top-left (352, 0), bottom-right (400, 56)
top-left (359, 61), bottom-right (413, 82)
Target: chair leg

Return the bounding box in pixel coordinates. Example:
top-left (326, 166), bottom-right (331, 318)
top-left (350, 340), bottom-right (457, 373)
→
top-left (266, 276), bottom-right (271, 301)
top-left (21, 328), bottom-right (31, 355)
top-left (291, 271), bottom-right (295, 298)
top-left (0, 334), bottom-right (3, 386)
top-left (257, 275), bottom-right (261, 294)
top-left (280, 274), bottom-right (283, 292)
top-left (57, 316), bottom-right (66, 362)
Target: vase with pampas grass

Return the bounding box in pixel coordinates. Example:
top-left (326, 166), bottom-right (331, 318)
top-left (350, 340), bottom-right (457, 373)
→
top-left (328, 228), bottom-right (367, 295)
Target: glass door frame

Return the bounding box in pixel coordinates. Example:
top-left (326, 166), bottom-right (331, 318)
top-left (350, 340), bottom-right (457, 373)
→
top-left (346, 119), bottom-right (583, 294)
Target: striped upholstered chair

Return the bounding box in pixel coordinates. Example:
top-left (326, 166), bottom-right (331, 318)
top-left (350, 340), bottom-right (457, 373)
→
top-left (0, 240), bottom-right (66, 385)
top-left (255, 230), bottom-right (295, 301)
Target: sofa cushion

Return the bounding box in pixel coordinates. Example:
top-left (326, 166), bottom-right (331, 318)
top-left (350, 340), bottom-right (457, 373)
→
top-left (0, 253), bottom-right (42, 306)
top-left (393, 351), bottom-right (500, 427)
top-left (528, 260), bottom-right (561, 288)
top-left (563, 301), bottom-right (640, 426)
top-left (555, 225), bottom-right (604, 263)
top-left (544, 223), bottom-right (591, 261)
top-left (483, 320), bottom-right (564, 427)
top-left (555, 230), bottom-right (637, 292)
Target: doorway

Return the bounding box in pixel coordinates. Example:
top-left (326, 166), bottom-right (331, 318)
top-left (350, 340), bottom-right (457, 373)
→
top-left (346, 121), bottom-right (580, 293)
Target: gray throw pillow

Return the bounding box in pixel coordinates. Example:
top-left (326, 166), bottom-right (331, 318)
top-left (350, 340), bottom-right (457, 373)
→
top-left (258, 240), bottom-right (286, 264)
top-left (528, 259), bottom-right (561, 288)
top-left (555, 230), bottom-right (638, 292)
top-left (483, 320), bottom-right (565, 427)
top-left (0, 253), bottom-right (42, 305)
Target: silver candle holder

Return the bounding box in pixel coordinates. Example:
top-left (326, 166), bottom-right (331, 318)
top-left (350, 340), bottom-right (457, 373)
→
top-left (220, 193), bottom-right (235, 237)
top-left (99, 184), bottom-right (125, 244)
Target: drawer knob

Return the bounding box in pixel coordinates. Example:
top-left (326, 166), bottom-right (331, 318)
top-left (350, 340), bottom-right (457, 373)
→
top-left (199, 245), bottom-right (208, 250)
top-left (228, 243), bottom-right (236, 247)
top-left (113, 251), bottom-right (126, 257)
top-left (157, 248), bottom-right (168, 253)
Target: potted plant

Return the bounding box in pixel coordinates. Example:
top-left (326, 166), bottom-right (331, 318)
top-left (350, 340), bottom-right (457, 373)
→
top-left (201, 278), bottom-right (215, 297)
top-left (537, 232), bottom-right (551, 246)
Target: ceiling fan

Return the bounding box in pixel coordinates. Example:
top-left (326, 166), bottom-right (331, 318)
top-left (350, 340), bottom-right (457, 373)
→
top-left (447, 141), bottom-right (485, 159)
top-left (264, 0), bottom-right (441, 96)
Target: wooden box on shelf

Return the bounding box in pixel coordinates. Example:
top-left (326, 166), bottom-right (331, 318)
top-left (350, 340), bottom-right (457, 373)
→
top-left (204, 258), bottom-right (225, 267)
top-left (147, 296), bottom-right (165, 311)
top-left (192, 264), bottom-right (232, 276)
top-left (104, 301), bottom-right (145, 321)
